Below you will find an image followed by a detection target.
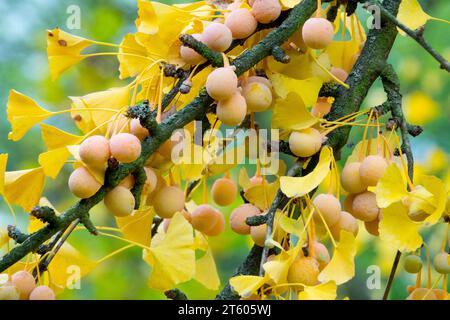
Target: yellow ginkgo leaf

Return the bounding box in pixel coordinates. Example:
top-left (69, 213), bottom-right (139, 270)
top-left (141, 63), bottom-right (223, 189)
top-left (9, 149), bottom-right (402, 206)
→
top-left (145, 212), bottom-right (195, 290)
top-left (238, 168), bottom-right (252, 191)
top-left (272, 92), bottom-right (318, 132)
top-left (278, 214), bottom-right (305, 239)
top-left (404, 92), bottom-right (439, 125)
top-left (375, 163), bottom-right (408, 208)
top-left (263, 247), bottom-right (298, 285)
top-left (194, 248), bottom-right (220, 290)
top-left (47, 242), bottom-right (96, 293)
top-left (0, 154), bottom-right (8, 195)
top-left (299, 281), bottom-right (337, 300)
top-left (193, 231), bottom-right (209, 252)
top-left (318, 231), bottom-right (356, 285)
top-left (47, 28), bottom-right (95, 80)
top-left (38, 147), bottom-right (71, 179)
top-left (7, 90), bottom-right (53, 141)
top-left (4, 167), bottom-right (45, 212)
top-left (325, 40), bottom-right (361, 72)
top-left (269, 74), bottom-right (323, 108)
top-left (280, 147), bottom-right (332, 198)
top-left (397, 0), bottom-right (448, 35)
top-left (136, 0), bottom-right (158, 34)
top-left (70, 86), bottom-right (130, 134)
top-left (421, 175), bottom-right (447, 225)
top-left (118, 33), bottom-right (150, 79)
top-left (229, 275), bottom-right (267, 298)
top-left (379, 202), bottom-right (422, 252)
top-left (116, 208), bottom-right (154, 247)
top-left (280, 0), bottom-right (301, 9)
top-left (244, 180), bottom-right (280, 211)
top-left (40, 123), bottom-right (82, 150)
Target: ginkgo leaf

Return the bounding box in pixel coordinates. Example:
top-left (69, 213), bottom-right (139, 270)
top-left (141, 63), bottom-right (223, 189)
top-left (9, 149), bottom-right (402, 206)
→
top-left (136, 0), bottom-right (158, 34)
top-left (229, 275), bottom-right (267, 297)
top-left (238, 168), bottom-right (252, 191)
top-left (69, 86), bottom-right (130, 133)
top-left (298, 281), bottom-right (337, 300)
top-left (397, 0), bottom-right (448, 35)
top-left (244, 180), bottom-right (280, 211)
top-left (318, 231), bottom-right (356, 285)
top-left (0, 154), bottom-right (8, 195)
top-left (116, 208), bottom-right (154, 247)
top-left (47, 242), bottom-right (96, 292)
top-left (325, 40), bottom-right (360, 72)
top-left (280, 0), bottom-right (301, 9)
top-left (280, 147), bottom-right (332, 198)
top-left (38, 147), bottom-right (71, 179)
top-left (40, 123), bottom-right (82, 150)
top-left (118, 33), bottom-right (150, 79)
top-left (272, 92), bottom-right (319, 131)
top-left (375, 163), bottom-right (408, 208)
top-left (194, 248), bottom-right (220, 290)
top-left (4, 167), bottom-right (45, 212)
top-left (47, 28), bottom-right (95, 80)
top-left (263, 247), bottom-right (298, 285)
top-left (145, 212), bottom-right (195, 290)
top-left (7, 90), bottom-right (53, 141)
top-left (421, 175), bottom-right (447, 225)
top-left (278, 214), bottom-right (304, 239)
top-left (269, 74), bottom-right (323, 108)
top-left (379, 202), bottom-right (422, 252)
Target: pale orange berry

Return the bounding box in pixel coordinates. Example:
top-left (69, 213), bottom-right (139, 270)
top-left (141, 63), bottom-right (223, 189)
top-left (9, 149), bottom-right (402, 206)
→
top-left (359, 155), bottom-right (388, 186)
top-left (230, 203), bottom-right (261, 235)
top-left (180, 33), bottom-right (206, 65)
top-left (302, 17), bottom-right (334, 49)
top-left (11, 271), bottom-right (35, 299)
top-left (250, 224), bottom-right (267, 247)
top-left (68, 167), bottom-right (102, 199)
top-left (287, 257), bottom-right (320, 286)
top-left (352, 191), bottom-right (379, 222)
top-left (330, 211), bottom-right (359, 240)
top-left (206, 66), bottom-right (238, 101)
top-left (202, 22), bottom-right (233, 52)
top-left (79, 135), bottom-right (110, 167)
top-left (251, 0), bottom-right (281, 24)
top-left (29, 285), bottom-right (55, 300)
top-left (109, 133), bottom-right (142, 163)
top-left (312, 193), bottom-right (341, 227)
top-left (104, 186), bottom-right (135, 217)
top-left (216, 92), bottom-right (247, 126)
top-left (130, 118), bottom-right (149, 141)
top-left (288, 128), bottom-right (322, 158)
top-left (341, 162), bottom-right (367, 194)
top-left (152, 185), bottom-right (185, 219)
top-left (225, 8), bottom-right (258, 39)
top-left (212, 177), bottom-right (238, 206)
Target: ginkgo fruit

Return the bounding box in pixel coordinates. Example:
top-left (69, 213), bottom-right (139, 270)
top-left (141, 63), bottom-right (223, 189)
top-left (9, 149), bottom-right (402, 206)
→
top-left (288, 128), bottom-right (322, 158)
top-left (312, 193), bottom-right (341, 227)
top-left (242, 81), bottom-right (273, 112)
top-left (359, 155), bottom-right (388, 186)
top-left (330, 67), bottom-right (348, 82)
top-left (341, 162), bottom-right (367, 194)
top-left (302, 18), bottom-right (334, 49)
top-left (180, 33), bottom-right (206, 65)
top-left (152, 185), bottom-right (185, 219)
top-left (109, 133), bottom-right (142, 163)
top-left (157, 131), bottom-right (184, 160)
top-left (351, 191), bottom-right (380, 222)
top-left (250, 224), bottom-right (267, 247)
top-left (433, 252), bottom-right (450, 274)
top-left (29, 285), bottom-right (55, 300)
top-left (311, 98), bottom-right (332, 117)
top-left (202, 22), bottom-right (233, 52)
top-left (191, 204), bottom-right (224, 236)
top-left (79, 135), bottom-right (110, 167)
top-left (0, 286), bottom-right (20, 300)
top-left (68, 167), bottom-right (102, 199)
top-left (225, 8), bottom-right (258, 39)
top-left (287, 256), bottom-right (320, 286)
top-left (212, 177), bottom-right (238, 206)
top-left (119, 174), bottom-right (135, 189)
top-left (364, 218), bottom-right (380, 236)
top-left (11, 271), bottom-right (35, 299)
top-left (230, 203), bottom-right (261, 235)
top-left (104, 186), bottom-right (135, 217)
top-left (143, 167), bottom-right (157, 194)
top-left (330, 211), bottom-right (359, 240)
top-left (216, 91), bottom-right (247, 126)
top-left (206, 66), bottom-right (238, 101)
top-left (251, 0), bottom-right (281, 24)
top-left (246, 76), bottom-right (273, 89)
top-left (403, 255), bottom-right (422, 274)
top-left (311, 241), bottom-right (330, 270)
top-left (130, 118), bottom-right (149, 141)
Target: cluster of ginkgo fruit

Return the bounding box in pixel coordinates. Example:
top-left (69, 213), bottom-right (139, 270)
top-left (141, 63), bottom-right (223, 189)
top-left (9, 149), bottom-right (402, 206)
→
top-left (0, 271), bottom-right (55, 300)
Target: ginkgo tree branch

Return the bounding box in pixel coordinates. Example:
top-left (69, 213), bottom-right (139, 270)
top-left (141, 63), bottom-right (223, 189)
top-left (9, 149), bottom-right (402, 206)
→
top-left (367, 1), bottom-right (450, 72)
top-left (0, 0), bottom-right (318, 274)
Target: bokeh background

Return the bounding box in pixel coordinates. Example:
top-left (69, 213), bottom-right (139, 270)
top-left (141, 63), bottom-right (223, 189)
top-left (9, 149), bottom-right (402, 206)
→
top-left (0, 0), bottom-right (448, 299)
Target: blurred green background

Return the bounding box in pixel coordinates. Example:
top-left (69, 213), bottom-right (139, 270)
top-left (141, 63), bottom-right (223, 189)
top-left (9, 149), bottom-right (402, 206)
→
top-left (0, 0), bottom-right (448, 300)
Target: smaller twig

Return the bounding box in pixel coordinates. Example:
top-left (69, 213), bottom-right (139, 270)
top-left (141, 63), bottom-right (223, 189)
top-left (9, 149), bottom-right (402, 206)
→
top-left (371, 1), bottom-right (450, 72)
top-left (80, 213), bottom-right (98, 235)
top-left (271, 46), bottom-right (290, 64)
top-left (151, 217), bottom-right (163, 237)
top-left (383, 250), bottom-right (401, 300)
top-left (7, 225), bottom-right (28, 244)
top-left (131, 167), bottom-right (147, 209)
top-left (246, 214), bottom-right (268, 227)
top-left (30, 206), bottom-right (60, 226)
top-left (164, 288), bottom-right (188, 300)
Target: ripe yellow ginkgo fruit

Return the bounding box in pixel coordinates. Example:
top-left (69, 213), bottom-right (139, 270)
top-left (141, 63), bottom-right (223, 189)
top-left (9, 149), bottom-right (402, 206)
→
top-left (225, 8), bottom-right (258, 39)
top-left (104, 186), bottom-right (135, 217)
top-left (288, 128), bottom-right (323, 158)
top-left (230, 203), bottom-right (261, 235)
top-left (287, 256), bottom-right (320, 286)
